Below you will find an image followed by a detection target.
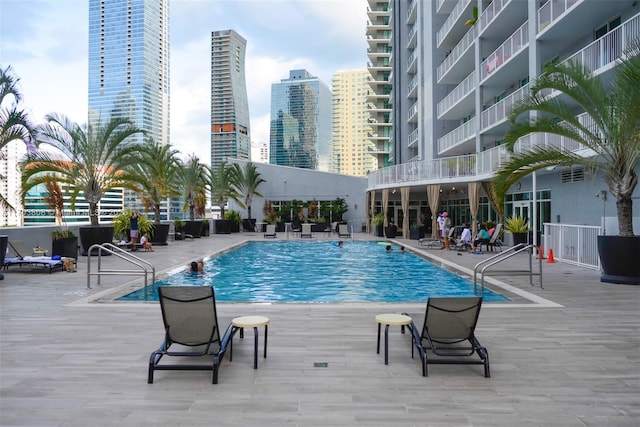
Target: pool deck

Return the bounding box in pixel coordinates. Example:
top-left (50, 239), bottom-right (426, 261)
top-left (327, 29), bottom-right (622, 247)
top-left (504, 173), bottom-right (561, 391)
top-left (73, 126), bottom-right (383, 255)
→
top-left (1, 231), bottom-right (638, 426)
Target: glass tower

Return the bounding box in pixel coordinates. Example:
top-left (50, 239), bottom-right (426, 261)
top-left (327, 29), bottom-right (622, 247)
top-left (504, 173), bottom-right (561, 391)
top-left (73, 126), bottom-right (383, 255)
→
top-left (211, 30), bottom-right (251, 169)
top-left (269, 69), bottom-right (332, 171)
top-left (88, 0), bottom-right (170, 147)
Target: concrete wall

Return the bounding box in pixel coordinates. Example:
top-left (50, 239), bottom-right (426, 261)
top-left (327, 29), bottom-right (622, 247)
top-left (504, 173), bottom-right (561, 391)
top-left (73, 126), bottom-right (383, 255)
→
top-left (227, 160), bottom-right (368, 228)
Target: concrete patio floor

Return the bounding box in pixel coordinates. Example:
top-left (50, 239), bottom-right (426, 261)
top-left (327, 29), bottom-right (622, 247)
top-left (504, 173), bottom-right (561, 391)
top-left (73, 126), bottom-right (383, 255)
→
top-left (1, 231), bottom-right (638, 426)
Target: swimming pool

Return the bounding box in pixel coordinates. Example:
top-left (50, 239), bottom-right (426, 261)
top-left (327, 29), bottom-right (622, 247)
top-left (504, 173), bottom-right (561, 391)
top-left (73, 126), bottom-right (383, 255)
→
top-left (119, 241), bottom-right (509, 302)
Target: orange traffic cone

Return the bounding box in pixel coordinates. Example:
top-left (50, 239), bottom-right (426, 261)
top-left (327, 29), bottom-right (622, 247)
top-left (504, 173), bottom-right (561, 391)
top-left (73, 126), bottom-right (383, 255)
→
top-left (547, 248), bottom-right (555, 263)
top-left (537, 245), bottom-right (545, 259)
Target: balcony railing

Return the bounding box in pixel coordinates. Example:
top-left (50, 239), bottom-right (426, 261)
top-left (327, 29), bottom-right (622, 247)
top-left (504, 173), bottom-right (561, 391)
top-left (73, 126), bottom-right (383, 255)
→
top-left (408, 74), bottom-right (418, 97)
top-left (478, 0), bottom-right (511, 34)
top-left (437, 117), bottom-right (476, 153)
top-left (562, 12), bottom-right (640, 73)
top-left (408, 102), bottom-right (418, 121)
top-left (481, 84), bottom-right (529, 131)
top-left (538, 0), bottom-right (579, 33)
top-left (480, 20), bottom-right (528, 80)
top-left (436, 0), bottom-right (472, 47)
top-left (437, 70), bottom-right (475, 117)
top-left (437, 25), bottom-right (476, 82)
top-left (408, 128), bottom-right (419, 147)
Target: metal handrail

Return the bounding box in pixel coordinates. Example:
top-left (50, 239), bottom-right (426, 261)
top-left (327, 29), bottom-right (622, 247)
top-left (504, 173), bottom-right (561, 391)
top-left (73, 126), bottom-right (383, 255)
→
top-left (473, 244), bottom-right (543, 294)
top-left (86, 243), bottom-right (156, 299)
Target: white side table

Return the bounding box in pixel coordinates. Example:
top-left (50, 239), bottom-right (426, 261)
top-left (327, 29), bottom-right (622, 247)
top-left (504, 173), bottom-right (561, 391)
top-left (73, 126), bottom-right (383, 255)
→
top-left (376, 313), bottom-right (412, 365)
top-left (231, 315), bottom-right (269, 369)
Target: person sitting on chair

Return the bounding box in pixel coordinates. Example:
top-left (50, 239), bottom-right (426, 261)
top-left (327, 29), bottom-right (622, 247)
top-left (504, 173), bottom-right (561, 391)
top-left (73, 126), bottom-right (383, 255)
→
top-left (140, 232), bottom-right (153, 252)
top-left (472, 225), bottom-right (490, 253)
top-left (460, 223), bottom-right (472, 248)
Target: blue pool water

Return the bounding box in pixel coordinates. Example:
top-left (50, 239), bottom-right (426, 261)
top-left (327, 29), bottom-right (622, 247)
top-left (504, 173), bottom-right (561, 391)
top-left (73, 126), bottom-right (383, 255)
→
top-left (119, 241), bottom-right (509, 302)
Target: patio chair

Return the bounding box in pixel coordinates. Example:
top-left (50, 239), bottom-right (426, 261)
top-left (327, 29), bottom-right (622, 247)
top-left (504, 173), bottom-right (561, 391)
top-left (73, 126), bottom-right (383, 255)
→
top-left (3, 240), bottom-right (64, 273)
top-left (337, 223), bottom-right (351, 238)
top-left (263, 224), bottom-right (277, 238)
top-left (405, 296), bottom-right (490, 378)
top-left (148, 286), bottom-right (234, 384)
top-left (486, 223), bottom-right (503, 252)
top-left (300, 223), bottom-right (313, 238)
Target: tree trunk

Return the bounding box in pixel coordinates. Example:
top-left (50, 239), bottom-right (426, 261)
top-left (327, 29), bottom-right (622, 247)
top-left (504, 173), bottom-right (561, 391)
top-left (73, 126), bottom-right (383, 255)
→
top-left (616, 196), bottom-right (635, 236)
top-left (247, 205), bottom-right (252, 221)
top-left (89, 202), bottom-right (99, 226)
top-left (154, 204), bottom-right (161, 224)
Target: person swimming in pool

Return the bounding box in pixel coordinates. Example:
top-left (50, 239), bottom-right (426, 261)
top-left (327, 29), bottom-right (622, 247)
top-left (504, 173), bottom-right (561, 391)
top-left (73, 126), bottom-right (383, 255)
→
top-left (337, 241), bottom-right (344, 248)
top-left (386, 244), bottom-right (392, 252)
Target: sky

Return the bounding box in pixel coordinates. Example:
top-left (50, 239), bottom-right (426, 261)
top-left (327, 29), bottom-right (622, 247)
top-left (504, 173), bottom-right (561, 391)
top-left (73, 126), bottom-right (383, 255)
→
top-left (0, 0), bottom-right (369, 163)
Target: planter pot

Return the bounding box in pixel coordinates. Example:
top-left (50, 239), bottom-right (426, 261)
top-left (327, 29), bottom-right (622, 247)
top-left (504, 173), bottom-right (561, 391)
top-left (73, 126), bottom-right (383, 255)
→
top-left (242, 219), bottom-right (256, 232)
top-left (385, 225), bottom-right (398, 238)
top-left (512, 232), bottom-right (528, 246)
top-left (375, 225), bottom-right (384, 237)
top-left (214, 219), bottom-right (232, 234)
top-left (184, 221), bottom-right (203, 238)
top-left (410, 226), bottom-right (425, 240)
top-left (276, 222), bottom-right (285, 233)
top-left (52, 236), bottom-right (78, 259)
top-left (597, 235), bottom-right (640, 285)
top-left (311, 222), bottom-right (329, 233)
top-left (79, 226), bottom-right (114, 256)
top-left (150, 223), bottom-right (170, 245)
top-left (0, 235), bottom-right (7, 280)
top-left (201, 221), bottom-right (210, 237)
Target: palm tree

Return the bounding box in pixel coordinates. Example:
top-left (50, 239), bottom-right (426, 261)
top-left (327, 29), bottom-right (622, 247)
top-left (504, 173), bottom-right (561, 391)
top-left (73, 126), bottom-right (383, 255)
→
top-left (179, 154), bottom-right (207, 221)
top-left (494, 43), bottom-right (640, 237)
top-left (235, 161), bottom-right (265, 221)
top-left (207, 161), bottom-right (241, 219)
top-left (130, 138), bottom-right (181, 224)
top-left (21, 114), bottom-right (144, 225)
top-left (0, 65), bottom-right (36, 211)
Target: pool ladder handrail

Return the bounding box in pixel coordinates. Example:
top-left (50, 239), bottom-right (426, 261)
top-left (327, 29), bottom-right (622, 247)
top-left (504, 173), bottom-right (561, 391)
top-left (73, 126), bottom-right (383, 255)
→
top-left (473, 243), bottom-right (543, 295)
top-left (86, 243), bottom-right (156, 299)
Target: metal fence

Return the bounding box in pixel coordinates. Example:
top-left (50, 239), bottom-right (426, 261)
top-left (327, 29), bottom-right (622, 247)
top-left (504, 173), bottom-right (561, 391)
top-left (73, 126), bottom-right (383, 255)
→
top-left (543, 223), bottom-right (601, 270)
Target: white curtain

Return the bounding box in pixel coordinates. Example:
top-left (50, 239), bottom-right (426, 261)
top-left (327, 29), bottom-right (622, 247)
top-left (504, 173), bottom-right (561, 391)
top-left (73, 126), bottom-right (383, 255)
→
top-left (401, 187), bottom-right (410, 238)
top-left (468, 182), bottom-right (481, 238)
top-left (369, 190), bottom-right (376, 234)
top-left (427, 184), bottom-right (441, 239)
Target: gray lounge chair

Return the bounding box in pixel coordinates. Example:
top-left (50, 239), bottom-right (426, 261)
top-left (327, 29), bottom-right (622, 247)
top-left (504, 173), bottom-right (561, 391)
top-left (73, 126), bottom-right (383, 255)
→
top-left (337, 223), bottom-right (351, 238)
top-left (263, 224), bottom-right (277, 238)
top-left (405, 297), bottom-right (490, 377)
top-left (3, 240), bottom-right (64, 273)
top-left (148, 286), bottom-right (234, 384)
top-left (300, 223), bottom-right (313, 238)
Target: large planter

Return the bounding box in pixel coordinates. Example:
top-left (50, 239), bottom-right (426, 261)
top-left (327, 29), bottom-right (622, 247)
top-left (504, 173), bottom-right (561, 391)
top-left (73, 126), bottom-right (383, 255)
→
top-left (184, 221), bottom-right (203, 238)
top-left (311, 222), bottom-right (329, 233)
top-left (52, 236), bottom-right (78, 259)
top-left (201, 221), bottom-right (210, 237)
top-left (214, 219), bottom-right (232, 234)
top-left (511, 232), bottom-right (528, 246)
top-left (385, 225), bottom-right (398, 238)
top-left (597, 235), bottom-right (640, 285)
top-left (410, 226), bottom-right (425, 240)
top-left (375, 225), bottom-right (384, 237)
top-left (0, 235), bottom-right (7, 280)
top-left (150, 223), bottom-right (170, 245)
top-left (242, 219), bottom-right (256, 232)
top-left (79, 225), bottom-right (114, 256)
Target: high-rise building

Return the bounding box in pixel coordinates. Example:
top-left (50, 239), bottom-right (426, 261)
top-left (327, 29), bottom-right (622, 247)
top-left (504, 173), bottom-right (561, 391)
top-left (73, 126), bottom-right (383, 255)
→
top-left (211, 29), bottom-right (251, 169)
top-left (88, 0), bottom-right (170, 147)
top-left (366, 0), bottom-right (639, 233)
top-left (365, 1), bottom-right (393, 168)
top-left (0, 140), bottom-right (21, 226)
top-left (331, 69), bottom-right (376, 176)
top-left (270, 69), bottom-right (333, 171)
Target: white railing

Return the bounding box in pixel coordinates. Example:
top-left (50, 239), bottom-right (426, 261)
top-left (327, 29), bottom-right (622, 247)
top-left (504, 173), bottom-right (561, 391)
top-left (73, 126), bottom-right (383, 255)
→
top-left (481, 84), bottom-right (530, 130)
top-left (408, 74), bottom-right (418, 96)
top-left (437, 70), bottom-right (476, 117)
top-left (538, 0), bottom-right (579, 33)
top-left (408, 128), bottom-right (419, 146)
top-left (437, 117), bottom-right (476, 153)
top-left (437, 26), bottom-right (476, 82)
top-left (481, 20), bottom-right (528, 80)
top-left (437, 0), bottom-right (472, 47)
top-left (544, 223), bottom-right (601, 269)
top-left (562, 13), bottom-right (640, 73)
top-left (407, 50), bottom-right (418, 69)
top-left (478, 0), bottom-right (511, 33)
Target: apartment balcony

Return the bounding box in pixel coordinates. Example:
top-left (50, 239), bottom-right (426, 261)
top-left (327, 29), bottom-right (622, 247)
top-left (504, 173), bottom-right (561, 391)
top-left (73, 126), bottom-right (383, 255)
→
top-left (480, 21), bottom-right (529, 101)
top-left (436, 0), bottom-right (458, 15)
top-left (407, 24), bottom-right (417, 49)
top-left (407, 0), bottom-right (417, 24)
top-left (367, 4), bottom-right (390, 20)
top-left (407, 128), bottom-right (419, 148)
top-left (437, 70), bottom-right (475, 120)
top-left (561, 12), bottom-right (640, 78)
top-left (407, 75), bottom-right (418, 99)
top-left (481, 83), bottom-right (530, 135)
top-left (437, 117), bottom-right (476, 156)
top-left (477, 0), bottom-right (527, 44)
top-left (437, 0), bottom-right (474, 49)
top-left (407, 102), bottom-right (418, 123)
top-left (437, 26), bottom-right (476, 84)
top-left (407, 50), bottom-right (418, 73)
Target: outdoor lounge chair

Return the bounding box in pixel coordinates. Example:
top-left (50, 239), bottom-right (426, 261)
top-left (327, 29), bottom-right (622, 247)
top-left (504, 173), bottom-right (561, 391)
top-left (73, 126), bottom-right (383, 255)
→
top-left (148, 286), bottom-right (234, 384)
top-left (3, 240), bottom-right (64, 273)
top-left (300, 223), bottom-right (313, 238)
top-left (486, 223), bottom-right (503, 252)
top-left (263, 224), bottom-right (277, 238)
top-left (337, 223), bottom-right (351, 238)
top-left (405, 296), bottom-right (490, 377)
